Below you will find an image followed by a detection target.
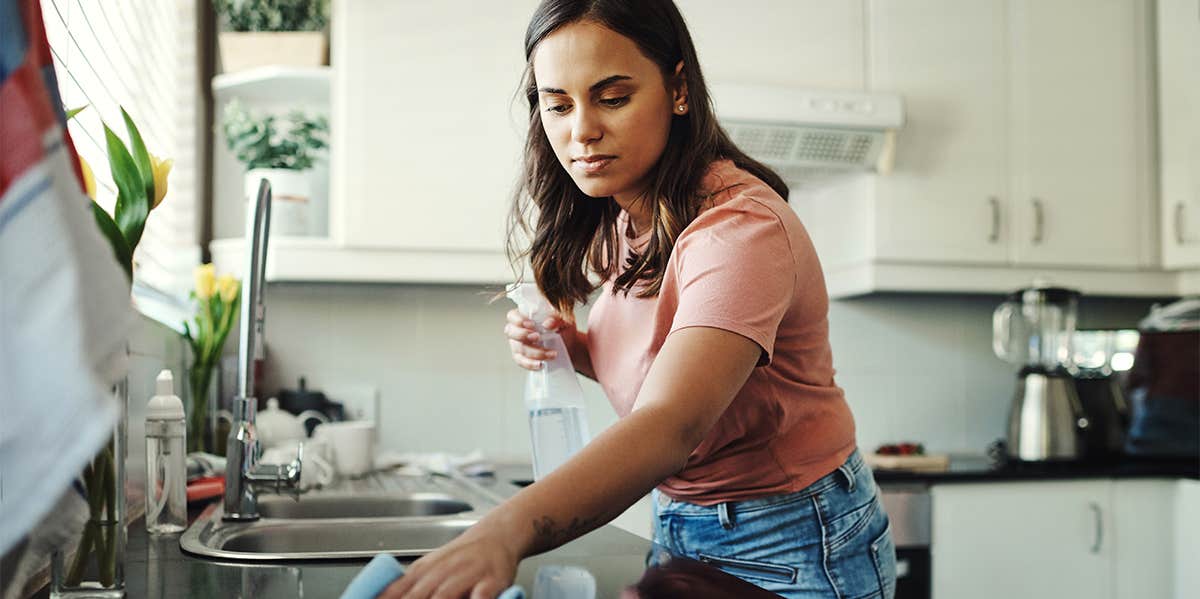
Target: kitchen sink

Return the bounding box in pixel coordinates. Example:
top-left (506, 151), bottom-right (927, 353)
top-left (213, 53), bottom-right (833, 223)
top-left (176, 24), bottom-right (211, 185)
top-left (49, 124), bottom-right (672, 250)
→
top-left (255, 493), bottom-right (473, 519)
top-left (192, 517), bottom-right (480, 559)
top-left (181, 472), bottom-right (505, 561)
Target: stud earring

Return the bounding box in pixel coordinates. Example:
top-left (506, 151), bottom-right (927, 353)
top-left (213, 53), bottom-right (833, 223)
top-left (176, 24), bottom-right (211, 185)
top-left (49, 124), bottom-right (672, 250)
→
top-left (677, 104), bottom-right (686, 112)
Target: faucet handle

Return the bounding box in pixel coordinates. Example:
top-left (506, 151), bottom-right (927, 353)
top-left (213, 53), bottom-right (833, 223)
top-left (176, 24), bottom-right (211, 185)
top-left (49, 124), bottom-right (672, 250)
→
top-left (286, 442), bottom-right (304, 486)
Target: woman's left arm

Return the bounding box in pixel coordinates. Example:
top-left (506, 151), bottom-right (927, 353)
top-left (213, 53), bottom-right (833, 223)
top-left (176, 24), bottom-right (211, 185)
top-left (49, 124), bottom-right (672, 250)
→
top-left (380, 326), bottom-right (762, 599)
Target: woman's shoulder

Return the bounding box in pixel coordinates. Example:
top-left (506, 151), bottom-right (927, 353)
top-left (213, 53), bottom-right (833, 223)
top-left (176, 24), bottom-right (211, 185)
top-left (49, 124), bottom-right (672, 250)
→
top-left (688, 159), bottom-right (799, 238)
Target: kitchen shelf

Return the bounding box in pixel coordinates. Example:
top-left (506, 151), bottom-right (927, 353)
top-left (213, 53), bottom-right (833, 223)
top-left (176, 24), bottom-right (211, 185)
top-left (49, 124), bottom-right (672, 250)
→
top-left (212, 66), bottom-right (330, 104)
top-left (209, 237), bottom-right (511, 284)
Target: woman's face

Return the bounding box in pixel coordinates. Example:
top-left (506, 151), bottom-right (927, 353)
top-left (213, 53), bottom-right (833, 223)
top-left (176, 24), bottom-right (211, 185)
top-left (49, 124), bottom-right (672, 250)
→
top-left (532, 21), bottom-right (685, 203)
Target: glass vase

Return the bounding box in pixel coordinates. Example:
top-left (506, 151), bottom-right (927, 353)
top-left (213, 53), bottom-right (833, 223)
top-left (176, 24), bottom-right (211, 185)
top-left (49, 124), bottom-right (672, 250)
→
top-left (50, 378), bottom-right (128, 598)
top-left (187, 359), bottom-right (214, 454)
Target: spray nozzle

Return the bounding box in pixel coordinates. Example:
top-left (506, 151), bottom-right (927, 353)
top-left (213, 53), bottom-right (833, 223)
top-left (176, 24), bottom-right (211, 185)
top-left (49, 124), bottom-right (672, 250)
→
top-left (506, 283), bottom-right (554, 331)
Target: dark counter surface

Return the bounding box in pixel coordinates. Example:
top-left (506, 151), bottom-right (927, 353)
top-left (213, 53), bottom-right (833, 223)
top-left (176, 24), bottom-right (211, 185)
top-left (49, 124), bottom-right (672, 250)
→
top-left (31, 457), bottom-right (1197, 597)
top-left (872, 454), bottom-right (1199, 485)
top-left (35, 466), bottom-right (778, 599)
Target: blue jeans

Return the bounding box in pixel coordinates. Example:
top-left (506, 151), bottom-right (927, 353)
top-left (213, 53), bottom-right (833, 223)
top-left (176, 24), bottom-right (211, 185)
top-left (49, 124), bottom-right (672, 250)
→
top-left (651, 450), bottom-right (896, 598)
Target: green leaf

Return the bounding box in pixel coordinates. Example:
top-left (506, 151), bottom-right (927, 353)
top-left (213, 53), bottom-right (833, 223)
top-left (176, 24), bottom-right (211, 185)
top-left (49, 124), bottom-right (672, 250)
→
top-left (91, 200), bottom-right (133, 280)
top-left (104, 123), bottom-right (149, 251)
top-left (120, 107), bottom-right (155, 207)
top-left (66, 105), bottom-right (88, 120)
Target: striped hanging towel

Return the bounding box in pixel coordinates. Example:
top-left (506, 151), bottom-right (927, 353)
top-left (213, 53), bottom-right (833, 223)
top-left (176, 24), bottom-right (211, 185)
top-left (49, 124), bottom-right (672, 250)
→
top-left (0, 0), bottom-right (134, 557)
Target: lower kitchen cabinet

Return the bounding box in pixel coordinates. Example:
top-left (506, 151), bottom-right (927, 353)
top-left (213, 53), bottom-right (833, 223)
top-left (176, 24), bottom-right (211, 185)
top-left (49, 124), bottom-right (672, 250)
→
top-left (930, 479), bottom-right (1192, 599)
top-left (931, 480), bottom-right (1113, 599)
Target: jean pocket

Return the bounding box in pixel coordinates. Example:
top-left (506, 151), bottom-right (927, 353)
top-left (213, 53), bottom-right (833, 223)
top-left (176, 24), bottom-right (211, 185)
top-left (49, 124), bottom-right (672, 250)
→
top-left (823, 493), bottom-right (882, 553)
top-left (696, 552), bottom-right (797, 584)
top-left (870, 522), bottom-right (897, 599)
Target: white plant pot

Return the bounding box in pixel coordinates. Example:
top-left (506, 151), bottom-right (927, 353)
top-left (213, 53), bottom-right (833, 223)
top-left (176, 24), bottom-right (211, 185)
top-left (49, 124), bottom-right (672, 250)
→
top-left (218, 31), bottom-right (327, 74)
top-left (245, 168), bottom-right (319, 237)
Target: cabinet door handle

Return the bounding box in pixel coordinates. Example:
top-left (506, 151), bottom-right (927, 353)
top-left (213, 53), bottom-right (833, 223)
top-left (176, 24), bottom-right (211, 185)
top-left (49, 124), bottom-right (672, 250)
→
top-left (988, 197), bottom-right (1000, 243)
top-left (1176, 202), bottom-right (1187, 244)
top-left (1032, 198), bottom-right (1045, 244)
top-left (1088, 502), bottom-right (1103, 554)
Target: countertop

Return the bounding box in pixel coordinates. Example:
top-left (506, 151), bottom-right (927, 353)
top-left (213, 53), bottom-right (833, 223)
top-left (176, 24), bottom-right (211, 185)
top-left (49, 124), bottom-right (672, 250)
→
top-left (33, 466), bottom-right (774, 599)
top-left (871, 454), bottom-right (1199, 485)
top-left (30, 457), bottom-right (1197, 597)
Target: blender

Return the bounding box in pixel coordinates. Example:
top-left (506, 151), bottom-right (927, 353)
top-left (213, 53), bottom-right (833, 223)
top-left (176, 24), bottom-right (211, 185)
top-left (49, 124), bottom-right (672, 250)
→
top-left (993, 286), bottom-right (1090, 461)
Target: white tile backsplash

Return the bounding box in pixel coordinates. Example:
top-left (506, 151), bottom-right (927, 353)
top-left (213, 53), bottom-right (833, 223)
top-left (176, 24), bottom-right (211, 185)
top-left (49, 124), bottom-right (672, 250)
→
top-left (257, 285), bottom-right (1156, 459)
top-left (243, 285), bottom-right (1155, 540)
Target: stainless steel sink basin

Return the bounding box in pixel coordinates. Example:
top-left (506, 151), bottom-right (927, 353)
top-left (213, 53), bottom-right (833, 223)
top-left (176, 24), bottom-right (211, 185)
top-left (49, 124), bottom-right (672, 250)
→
top-left (256, 493), bottom-right (472, 519)
top-left (181, 472), bottom-right (505, 561)
top-left (194, 518), bottom-right (479, 559)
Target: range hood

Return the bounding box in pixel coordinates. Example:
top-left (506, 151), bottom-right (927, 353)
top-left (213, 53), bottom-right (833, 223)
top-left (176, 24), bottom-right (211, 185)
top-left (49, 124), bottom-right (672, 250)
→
top-left (710, 83), bottom-right (905, 176)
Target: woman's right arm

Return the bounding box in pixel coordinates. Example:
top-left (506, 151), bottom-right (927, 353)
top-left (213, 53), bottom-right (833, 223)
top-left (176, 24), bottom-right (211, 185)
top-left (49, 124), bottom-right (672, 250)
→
top-left (505, 309), bottom-right (596, 380)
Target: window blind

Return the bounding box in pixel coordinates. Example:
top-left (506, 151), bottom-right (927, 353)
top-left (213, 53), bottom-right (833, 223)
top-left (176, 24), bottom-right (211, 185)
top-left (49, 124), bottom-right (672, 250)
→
top-left (41, 0), bottom-right (201, 299)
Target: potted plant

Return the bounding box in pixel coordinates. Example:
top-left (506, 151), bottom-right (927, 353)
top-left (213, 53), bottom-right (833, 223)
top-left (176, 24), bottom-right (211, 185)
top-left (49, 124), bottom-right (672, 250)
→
top-left (212, 0), bottom-right (330, 73)
top-left (222, 99), bottom-right (329, 236)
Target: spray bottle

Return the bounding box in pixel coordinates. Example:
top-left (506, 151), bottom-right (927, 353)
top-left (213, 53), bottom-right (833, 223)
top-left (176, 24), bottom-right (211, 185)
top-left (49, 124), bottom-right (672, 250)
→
top-left (507, 283), bottom-right (591, 480)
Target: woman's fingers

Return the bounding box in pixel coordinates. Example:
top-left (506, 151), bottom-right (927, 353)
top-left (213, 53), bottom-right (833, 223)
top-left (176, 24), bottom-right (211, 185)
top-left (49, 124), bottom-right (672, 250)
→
top-left (511, 339), bottom-right (556, 360)
top-left (503, 322), bottom-right (531, 342)
top-left (470, 580), bottom-right (504, 599)
top-left (506, 309), bottom-right (535, 328)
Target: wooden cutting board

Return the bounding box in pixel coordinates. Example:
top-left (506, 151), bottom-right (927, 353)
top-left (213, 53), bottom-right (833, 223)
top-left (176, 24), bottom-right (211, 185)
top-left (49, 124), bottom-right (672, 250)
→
top-left (865, 453), bottom-right (950, 472)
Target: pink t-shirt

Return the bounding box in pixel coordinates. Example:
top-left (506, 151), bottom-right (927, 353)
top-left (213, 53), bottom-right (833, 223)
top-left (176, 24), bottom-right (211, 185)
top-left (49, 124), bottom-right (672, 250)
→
top-left (585, 159), bottom-right (856, 505)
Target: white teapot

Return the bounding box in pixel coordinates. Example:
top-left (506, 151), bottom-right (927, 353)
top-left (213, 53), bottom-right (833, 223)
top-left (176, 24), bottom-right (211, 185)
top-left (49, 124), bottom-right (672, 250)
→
top-left (256, 397), bottom-right (329, 449)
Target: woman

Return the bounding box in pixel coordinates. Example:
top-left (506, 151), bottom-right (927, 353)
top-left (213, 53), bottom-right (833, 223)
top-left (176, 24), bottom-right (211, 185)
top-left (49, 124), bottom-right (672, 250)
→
top-left (384, 1), bottom-right (895, 597)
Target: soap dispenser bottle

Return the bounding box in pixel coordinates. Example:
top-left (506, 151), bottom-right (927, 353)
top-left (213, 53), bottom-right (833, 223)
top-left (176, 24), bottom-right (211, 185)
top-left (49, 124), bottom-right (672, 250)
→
top-left (145, 370), bottom-right (187, 535)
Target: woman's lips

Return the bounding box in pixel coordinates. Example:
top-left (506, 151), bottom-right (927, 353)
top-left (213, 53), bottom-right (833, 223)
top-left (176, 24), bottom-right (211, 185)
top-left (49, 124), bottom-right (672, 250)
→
top-left (574, 156), bottom-right (615, 175)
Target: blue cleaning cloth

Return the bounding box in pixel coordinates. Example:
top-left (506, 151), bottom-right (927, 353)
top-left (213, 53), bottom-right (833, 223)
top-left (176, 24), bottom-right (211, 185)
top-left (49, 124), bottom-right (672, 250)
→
top-left (339, 553), bottom-right (526, 599)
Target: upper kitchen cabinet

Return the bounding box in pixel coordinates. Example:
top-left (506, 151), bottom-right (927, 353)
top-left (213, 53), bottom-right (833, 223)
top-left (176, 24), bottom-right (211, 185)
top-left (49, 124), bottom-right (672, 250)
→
top-left (821, 0), bottom-right (1169, 297)
top-left (1157, 0), bottom-right (1200, 278)
top-left (1007, 0), bottom-right (1155, 269)
top-left (329, 0), bottom-right (537, 282)
top-left (869, 0), bottom-right (1009, 265)
top-left (317, 0), bottom-right (864, 284)
top-left (681, 0), bottom-right (865, 90)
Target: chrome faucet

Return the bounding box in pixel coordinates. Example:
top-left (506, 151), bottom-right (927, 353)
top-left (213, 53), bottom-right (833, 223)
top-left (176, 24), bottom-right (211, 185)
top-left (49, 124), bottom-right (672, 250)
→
top-left (223, 179), bottom-right (302, 521)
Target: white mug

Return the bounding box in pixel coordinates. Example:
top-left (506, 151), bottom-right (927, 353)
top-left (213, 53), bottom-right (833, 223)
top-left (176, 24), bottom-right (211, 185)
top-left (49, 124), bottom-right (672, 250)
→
top-left (311, 421), bottom-right (376, 477)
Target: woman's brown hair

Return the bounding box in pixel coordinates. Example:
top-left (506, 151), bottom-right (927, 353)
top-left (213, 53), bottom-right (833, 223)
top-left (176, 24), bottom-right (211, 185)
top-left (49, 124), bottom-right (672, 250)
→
top-left (507, 0), bottom-right (788, 318)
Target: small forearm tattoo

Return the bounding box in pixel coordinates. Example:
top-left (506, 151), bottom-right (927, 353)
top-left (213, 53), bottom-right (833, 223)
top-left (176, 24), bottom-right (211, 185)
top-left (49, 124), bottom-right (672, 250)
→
top-left (531, 514), bottom-right (604, 551)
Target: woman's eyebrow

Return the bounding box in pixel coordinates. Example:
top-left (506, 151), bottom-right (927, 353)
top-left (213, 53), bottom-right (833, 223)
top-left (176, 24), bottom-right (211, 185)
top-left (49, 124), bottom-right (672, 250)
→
top-left (537, 74), bottom-right (634, 95)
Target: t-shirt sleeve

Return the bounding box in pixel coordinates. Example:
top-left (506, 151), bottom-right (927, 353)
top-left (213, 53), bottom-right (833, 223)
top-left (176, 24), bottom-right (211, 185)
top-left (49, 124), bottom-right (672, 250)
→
top-left (668, 201), bottom-right (795, 366)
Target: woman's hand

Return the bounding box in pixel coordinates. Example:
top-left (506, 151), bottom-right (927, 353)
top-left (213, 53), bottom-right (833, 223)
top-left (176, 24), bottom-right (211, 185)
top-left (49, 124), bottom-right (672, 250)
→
top-left (504, 309), bottom-right (573, 371)
top-left (377, 530), bottom-right (520, 599)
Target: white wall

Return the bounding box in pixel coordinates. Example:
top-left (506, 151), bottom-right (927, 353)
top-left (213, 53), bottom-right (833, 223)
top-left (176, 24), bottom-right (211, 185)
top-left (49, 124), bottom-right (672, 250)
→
top-left (254, 286), bottom-right (1157, 462)
top-left (246, 285), bottom-right (1155, 539)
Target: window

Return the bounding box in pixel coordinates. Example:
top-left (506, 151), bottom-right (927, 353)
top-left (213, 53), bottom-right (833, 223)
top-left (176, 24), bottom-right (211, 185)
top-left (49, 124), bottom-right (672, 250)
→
top-left (41, 0), bottom-right (201, 300)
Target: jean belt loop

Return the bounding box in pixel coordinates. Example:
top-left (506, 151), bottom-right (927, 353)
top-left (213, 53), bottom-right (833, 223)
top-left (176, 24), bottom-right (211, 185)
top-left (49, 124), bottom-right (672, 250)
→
top-left (837, 463), bottom-right (856, 492)
top-left (717, 502), bottom-right (736, 530)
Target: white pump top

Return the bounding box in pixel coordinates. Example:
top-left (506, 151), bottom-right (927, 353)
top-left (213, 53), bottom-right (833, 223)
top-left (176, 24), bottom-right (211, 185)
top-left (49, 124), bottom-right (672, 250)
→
top-left (146, 369), bottom-right (185, 421)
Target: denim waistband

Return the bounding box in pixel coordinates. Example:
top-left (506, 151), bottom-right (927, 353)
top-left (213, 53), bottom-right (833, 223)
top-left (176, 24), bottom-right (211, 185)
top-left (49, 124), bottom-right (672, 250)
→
top-left (655, 448), bottom-right (865, 516)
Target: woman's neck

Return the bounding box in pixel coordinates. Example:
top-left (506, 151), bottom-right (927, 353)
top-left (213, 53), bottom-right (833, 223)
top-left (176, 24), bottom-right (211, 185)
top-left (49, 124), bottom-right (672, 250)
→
top-left (613, 191), bottom-right (652, 237)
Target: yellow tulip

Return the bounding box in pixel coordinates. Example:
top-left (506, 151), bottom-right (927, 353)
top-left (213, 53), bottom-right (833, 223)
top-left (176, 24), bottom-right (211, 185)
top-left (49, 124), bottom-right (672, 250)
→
top-left (194, 264), bottom-right (215, 301)
top-left (217, 274), bottom-right (240, 304)
top-left (79, 156), bottom-right (97, 199)
top-left (150, 154), bottom-right (173, 209)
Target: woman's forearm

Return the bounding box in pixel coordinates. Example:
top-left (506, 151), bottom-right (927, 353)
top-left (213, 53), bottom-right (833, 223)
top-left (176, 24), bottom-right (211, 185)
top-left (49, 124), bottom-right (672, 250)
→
top-left (472, 402), bottom-right (690, 556)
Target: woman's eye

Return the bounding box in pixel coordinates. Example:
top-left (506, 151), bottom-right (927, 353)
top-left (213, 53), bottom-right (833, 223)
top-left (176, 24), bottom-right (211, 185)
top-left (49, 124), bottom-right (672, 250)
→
top-left (544, 104), bottom-right (570, 114)
top-left (599, 96), bottom-right (630, 107)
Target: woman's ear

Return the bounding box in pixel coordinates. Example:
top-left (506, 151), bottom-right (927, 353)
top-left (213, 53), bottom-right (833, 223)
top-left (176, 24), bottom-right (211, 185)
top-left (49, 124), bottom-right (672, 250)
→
top-left (672, 61), bottom-right (689, 114)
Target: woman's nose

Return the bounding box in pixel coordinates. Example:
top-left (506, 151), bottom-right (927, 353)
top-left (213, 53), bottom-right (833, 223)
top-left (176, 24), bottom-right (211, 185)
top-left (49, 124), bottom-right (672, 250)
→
top-left (570, 105), bottom-right (602, 145)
